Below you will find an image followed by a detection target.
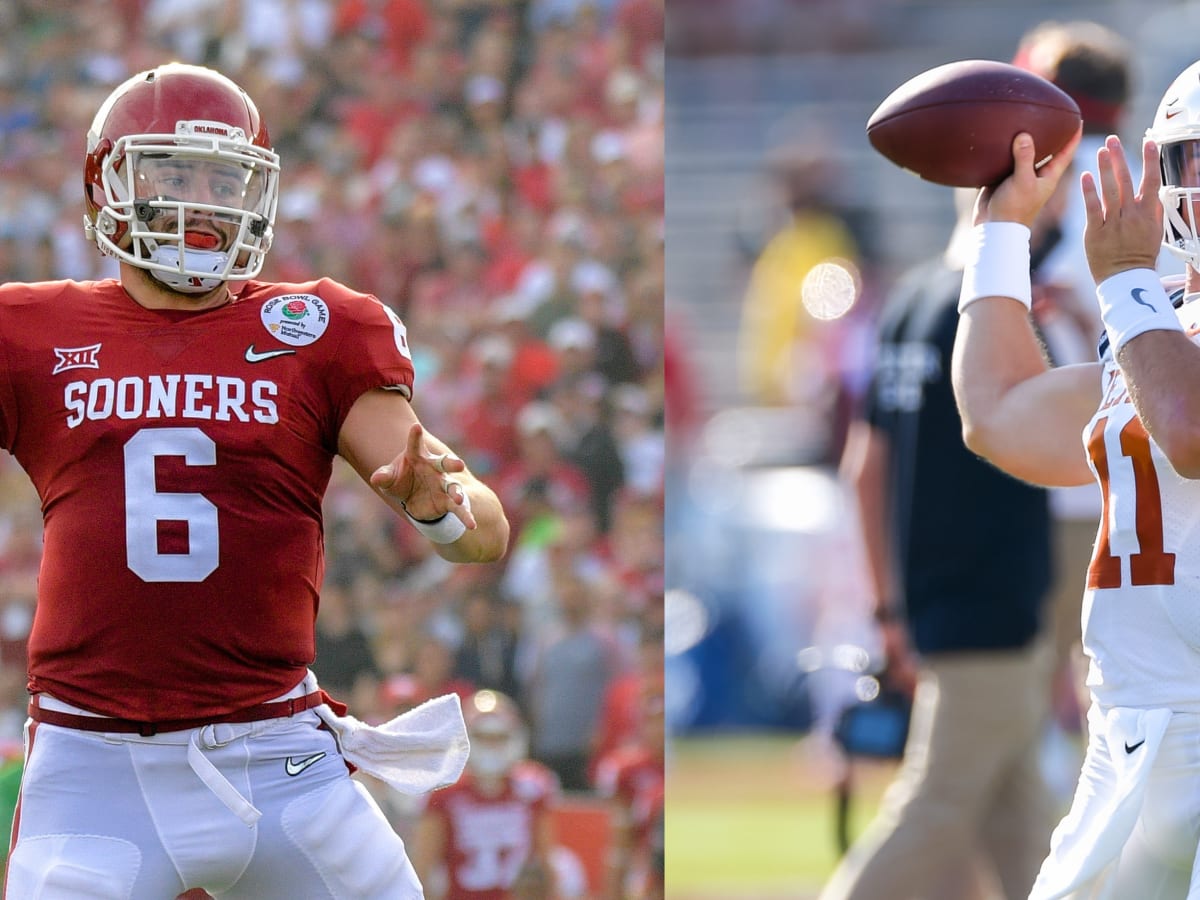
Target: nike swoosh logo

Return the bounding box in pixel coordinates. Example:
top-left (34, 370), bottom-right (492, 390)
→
top-left (284, 751), bottom-right (327, 776)
top-left (1130, 288), bottom-right (1156, 311)
top-left (1125, 739), bottom-right (1145, 754)
top-left (245, 345), bottom-right (296, 363)
top-left (1166, 108), bottom-right (1184, 119)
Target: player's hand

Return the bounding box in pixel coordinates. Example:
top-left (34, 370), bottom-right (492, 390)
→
top-left (975, 126), bottom-right (1082, 228)
top-left (370, 423), bottom-right (477, 528)
top-left (878, 620), bottom-right (918, 699)
top-left (1081, 134), bottom-right (1164, 283)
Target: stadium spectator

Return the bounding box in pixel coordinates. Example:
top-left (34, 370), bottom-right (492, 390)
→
top-left (312, 579), bottom-right (382, 699)
top-left (455, 334), bottom-right (523, 478)
top-left (590, 622), bottom-right (665, 781)
top-left (551, 369), bottom-right (627, 533)
top-left (490, 291), bottom-right (562, 406)
top-left (526, 571), bottom-right (621, 790)
top-left (383, 633), bottom-right (477, 711)
top-left (498, 400), bottom-right (593, 537)
top-left (610, 382), bottom-right (665, 496)
top-left (454, 589), bottom-right (523, 702)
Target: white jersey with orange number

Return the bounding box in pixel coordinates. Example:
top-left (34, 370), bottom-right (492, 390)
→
top-left (1081, 287), bottom-right (1200, 713)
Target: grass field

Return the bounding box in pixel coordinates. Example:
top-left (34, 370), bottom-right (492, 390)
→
top-left (665, 734), bottom-right (895, 899)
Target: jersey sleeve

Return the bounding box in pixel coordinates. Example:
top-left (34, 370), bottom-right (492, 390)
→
top-left (0, 283), bottom-right (38, 451)
top-left (317, 284), bottom-right (415, 436)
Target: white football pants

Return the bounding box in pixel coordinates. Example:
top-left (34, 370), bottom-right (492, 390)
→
top-left (5, 706), bottom-right (422, 898)
top-left (1030, 704), bottom-right (1200, 899)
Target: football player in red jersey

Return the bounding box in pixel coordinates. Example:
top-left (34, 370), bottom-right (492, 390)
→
top-left (2, 63), bottom-right (508, 899)
top-left (413, 690), bottom-right (559, 900)
top-left (595, 687), bottom-right (665, 900)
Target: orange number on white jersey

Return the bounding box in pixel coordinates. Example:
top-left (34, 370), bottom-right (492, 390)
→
top-left (1086, 414), bottom-right (1175, 589)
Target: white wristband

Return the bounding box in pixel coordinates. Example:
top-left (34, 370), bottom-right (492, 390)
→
top-left (957, 222), bottom-right (1033, 313)
top-left (403, 492), bottom-right (470, 544)
top-left (1097, 268), bottom-right (1181, 354)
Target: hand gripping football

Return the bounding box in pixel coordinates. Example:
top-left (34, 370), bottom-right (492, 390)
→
top-left (866, 59), bottom-right (1082, 188)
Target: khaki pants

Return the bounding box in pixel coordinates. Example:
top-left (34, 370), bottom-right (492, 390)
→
top-left (819, 635), bottom-right (1056, 900)
top-left (1048, 517), bottom-right (1100, 726)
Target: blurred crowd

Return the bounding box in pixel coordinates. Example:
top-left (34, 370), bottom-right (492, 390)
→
top-left (0, 0), bottom-right (664, 848)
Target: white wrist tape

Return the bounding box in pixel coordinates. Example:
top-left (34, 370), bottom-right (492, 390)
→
top-left (1097, 268), bottom-right (1182, 354)
top-left (403, 493), bottom-right (471, 544)
top-left (957, 222), bottom-right (1033, 313)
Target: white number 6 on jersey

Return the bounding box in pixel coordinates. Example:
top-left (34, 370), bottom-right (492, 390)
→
top-left (124, 427), bottom-right (219, 582)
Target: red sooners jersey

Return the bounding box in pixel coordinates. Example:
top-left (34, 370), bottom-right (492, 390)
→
top-left (595, 744), bottom-right (664, 863)
top-left (0, 278), bottom-right (414, 720)
top-left (423, 762), bottom-right (558, 899)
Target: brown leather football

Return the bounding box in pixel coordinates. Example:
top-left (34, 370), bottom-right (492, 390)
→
top-left (867, 59), bottom-right (1082, 188)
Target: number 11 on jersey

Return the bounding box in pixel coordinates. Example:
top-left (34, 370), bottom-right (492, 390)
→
top-left (1086, 412), bottom-right (1176, 590)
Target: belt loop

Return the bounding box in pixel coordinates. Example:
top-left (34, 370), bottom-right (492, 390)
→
top-left (138, 722), bottom-right (158, 737)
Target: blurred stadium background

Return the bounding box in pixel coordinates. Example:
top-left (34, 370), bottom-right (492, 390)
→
top-left (0, 0), bottom-right (665, 895)
top-left (663, 0), bottom-right (1200, 896)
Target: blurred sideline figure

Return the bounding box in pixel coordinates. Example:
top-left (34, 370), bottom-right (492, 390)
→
top-left (736, 139), bottom-right (861, 411)
top-left (595, 683), bottom-right (665, 900)
top-left (822, 176), bottom-right (1069, 899)
top-left (414, 690), bottom-right (560, 900)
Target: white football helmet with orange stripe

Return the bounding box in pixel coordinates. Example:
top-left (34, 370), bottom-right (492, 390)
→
top-left (1148, 59), bottom-right (1200, 273)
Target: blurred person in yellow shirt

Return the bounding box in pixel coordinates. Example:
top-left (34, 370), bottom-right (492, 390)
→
top-left (737, 144), bottom-right (861, 407)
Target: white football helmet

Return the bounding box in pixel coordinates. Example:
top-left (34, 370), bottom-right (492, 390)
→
top-left (84, 63), bottom-right (280, 293)
top-left (464, 690), bottom-right (528, 779)
top-left (1147, 59), bottom-right (1200, 273)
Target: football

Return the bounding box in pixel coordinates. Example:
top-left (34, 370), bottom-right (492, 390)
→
top-left (866, 59), bottom-right (1081, 188)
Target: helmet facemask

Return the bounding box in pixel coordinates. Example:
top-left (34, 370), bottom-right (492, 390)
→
top-left (1159, 139), bottom-right (1200, 273)
top-left (89, 122), bottom-right (279, 293)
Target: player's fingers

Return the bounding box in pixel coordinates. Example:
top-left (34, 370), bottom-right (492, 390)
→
top-left (1105, 134), bottom-right (1136, 202)
top-left (1010, 132), bottom-right (1037, 183)
top-left (1040, 125), bottom-right (1082, 182)
top-left (405, 422), bottom-right (426, 458)
top-left (1141, 137), bottom-right (1162, 201)
top-left (1080, 170), bottom-right (1103, 225)
top-left (434, 452), bottom-right (465, 474)
top-left (1096, 143), bottom-right (1122, 212)
top-left (442, 481), bottom-right (478, 527)
top-left (370, 457), bottom-right (400, 487)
